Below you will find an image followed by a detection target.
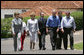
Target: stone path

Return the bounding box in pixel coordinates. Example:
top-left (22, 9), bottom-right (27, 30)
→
top-left (1, 30), bottom-right (83, 54)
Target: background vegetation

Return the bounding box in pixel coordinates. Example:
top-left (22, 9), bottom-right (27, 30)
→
top-left (1, 11), bottom-right (83, 38)
top-left (74, 42), bottom-right (83, 50)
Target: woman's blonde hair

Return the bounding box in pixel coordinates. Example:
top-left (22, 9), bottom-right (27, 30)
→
top-left (30, 12), bottom-right (36, 16)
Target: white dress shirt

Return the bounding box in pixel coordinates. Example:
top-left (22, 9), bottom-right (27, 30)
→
top-left (61, 16), bottom-right (76, 30)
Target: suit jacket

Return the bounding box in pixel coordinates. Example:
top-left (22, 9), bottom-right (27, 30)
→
top-left (38, 18), bottom-right (47, 34)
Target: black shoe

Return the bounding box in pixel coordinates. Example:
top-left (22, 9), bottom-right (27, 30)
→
top-left (65, 48), bottom-right (67, 50)
top-left (52, 47), bottom-right (55, 50)
top-left (39, 48), bottom-right (42, 50)
top-left (52, 48), bottom-right (55, 50)
top-left (56, 48), bottom-right (62, 50)
top-left (43, 48), bottom-right (46, 50)
top-left (59, 48), bottom-right (62, 49)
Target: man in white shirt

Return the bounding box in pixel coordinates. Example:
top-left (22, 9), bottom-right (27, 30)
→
top-left (61, 11), bottom-right (76, 50)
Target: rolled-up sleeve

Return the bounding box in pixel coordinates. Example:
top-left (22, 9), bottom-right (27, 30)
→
top-left (46, 17), bottom-right (50, 27)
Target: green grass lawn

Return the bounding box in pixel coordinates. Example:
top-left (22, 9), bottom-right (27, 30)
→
top-left (74, 42), bottom-right (83, 50)
top-left (68, 42), bottom-right (83, 50)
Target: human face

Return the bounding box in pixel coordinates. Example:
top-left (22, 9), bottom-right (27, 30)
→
top-left (31, 15), bottom-right (35, 20)
top-left (66, 12), bottom-right (70, 18)
top-left (15, 14), bottom-right (19, 19)
top-left (52, 11), bottom-right (56, 16)
top-left (58, 12), bottom-right (62, 17)
top-left (40, 13), bottom-right (44, 18)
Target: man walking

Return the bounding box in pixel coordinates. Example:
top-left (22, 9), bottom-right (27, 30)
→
top-left (61, 11), bottom-right (76, 50)
top-left (46, 9), bottom-right (60, 50)
top-left (56, 11), bottom-right (63, 49)
top-left (38, 12), bottom-right (47, 50)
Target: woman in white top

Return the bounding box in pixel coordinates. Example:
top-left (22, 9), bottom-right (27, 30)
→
top-left (27, 12), bottom-right (41, 50)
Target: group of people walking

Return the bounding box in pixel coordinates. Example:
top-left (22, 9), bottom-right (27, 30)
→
top-left (11, 9), bottom-right (76, 52)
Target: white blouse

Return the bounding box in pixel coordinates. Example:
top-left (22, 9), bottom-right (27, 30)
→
top-left (27, 19), bottom-right (39, 32)
top-left (22, 22), bottom-right (26, 32)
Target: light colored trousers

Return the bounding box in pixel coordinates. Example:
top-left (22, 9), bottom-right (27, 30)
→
top-left (13, 32), bottom-right (21, 51)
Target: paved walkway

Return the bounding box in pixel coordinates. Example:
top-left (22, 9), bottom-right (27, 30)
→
top-left (1, 30), bottom-right (83, 54)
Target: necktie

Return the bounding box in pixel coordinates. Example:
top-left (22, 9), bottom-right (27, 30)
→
top-left (53, 16), bottom-right (56, 24)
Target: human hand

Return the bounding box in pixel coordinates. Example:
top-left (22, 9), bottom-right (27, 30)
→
top-left (56, 28), bottom-right (59, 32)
top-left (13, 33), bottom-right (16, 36)
top-left (61, 28), bottom-right (64, 33)
top-left (73, 29), bottom-right (76, 33)
top-left (38, 31), bottom-right (41, 35)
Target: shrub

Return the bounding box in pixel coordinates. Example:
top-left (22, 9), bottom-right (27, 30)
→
top-left (71, 11), bottom-right (83, 30)
top-left (23, 16), bottom-right (49, 24)
top-left (1, 18), bottom-right (13, 38)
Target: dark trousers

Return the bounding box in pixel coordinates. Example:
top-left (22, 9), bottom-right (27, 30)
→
top-left (63, 27), bottom-right (74, 49)
top-left (49, 27), bottom-right (57, 49)
top-left (38, 32), bottom-right (46, 49)
top-left (57, 29), bottom-right (63, 49)
top-left (13, 33), bottom-right (18, 51)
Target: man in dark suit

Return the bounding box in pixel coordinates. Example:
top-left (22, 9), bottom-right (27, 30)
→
top-left (38, 12), bottom-right (47, 50)
top-left (56, 11), bottom-right (63, 49)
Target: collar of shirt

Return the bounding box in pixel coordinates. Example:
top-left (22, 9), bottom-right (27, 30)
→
top-left (15, 18), bottom-right (19, 20)
top-left (31, 18), bottom-right (35, 21)
top-left (66, 16), bottom-right (71, 19)
top-left (52, 16), bottom-right (56, 19)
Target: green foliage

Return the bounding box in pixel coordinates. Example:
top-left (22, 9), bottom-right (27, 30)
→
top-left (23, 16), bottom-right (49, 24)
top-left (1, 18), bottom-right (13, 38)
top-left (71, 11), bottom-right (83, 30)
top-left (1, 11), bottom-right (83, 38)
top-left (74, 42), bottom-right (83, 50)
